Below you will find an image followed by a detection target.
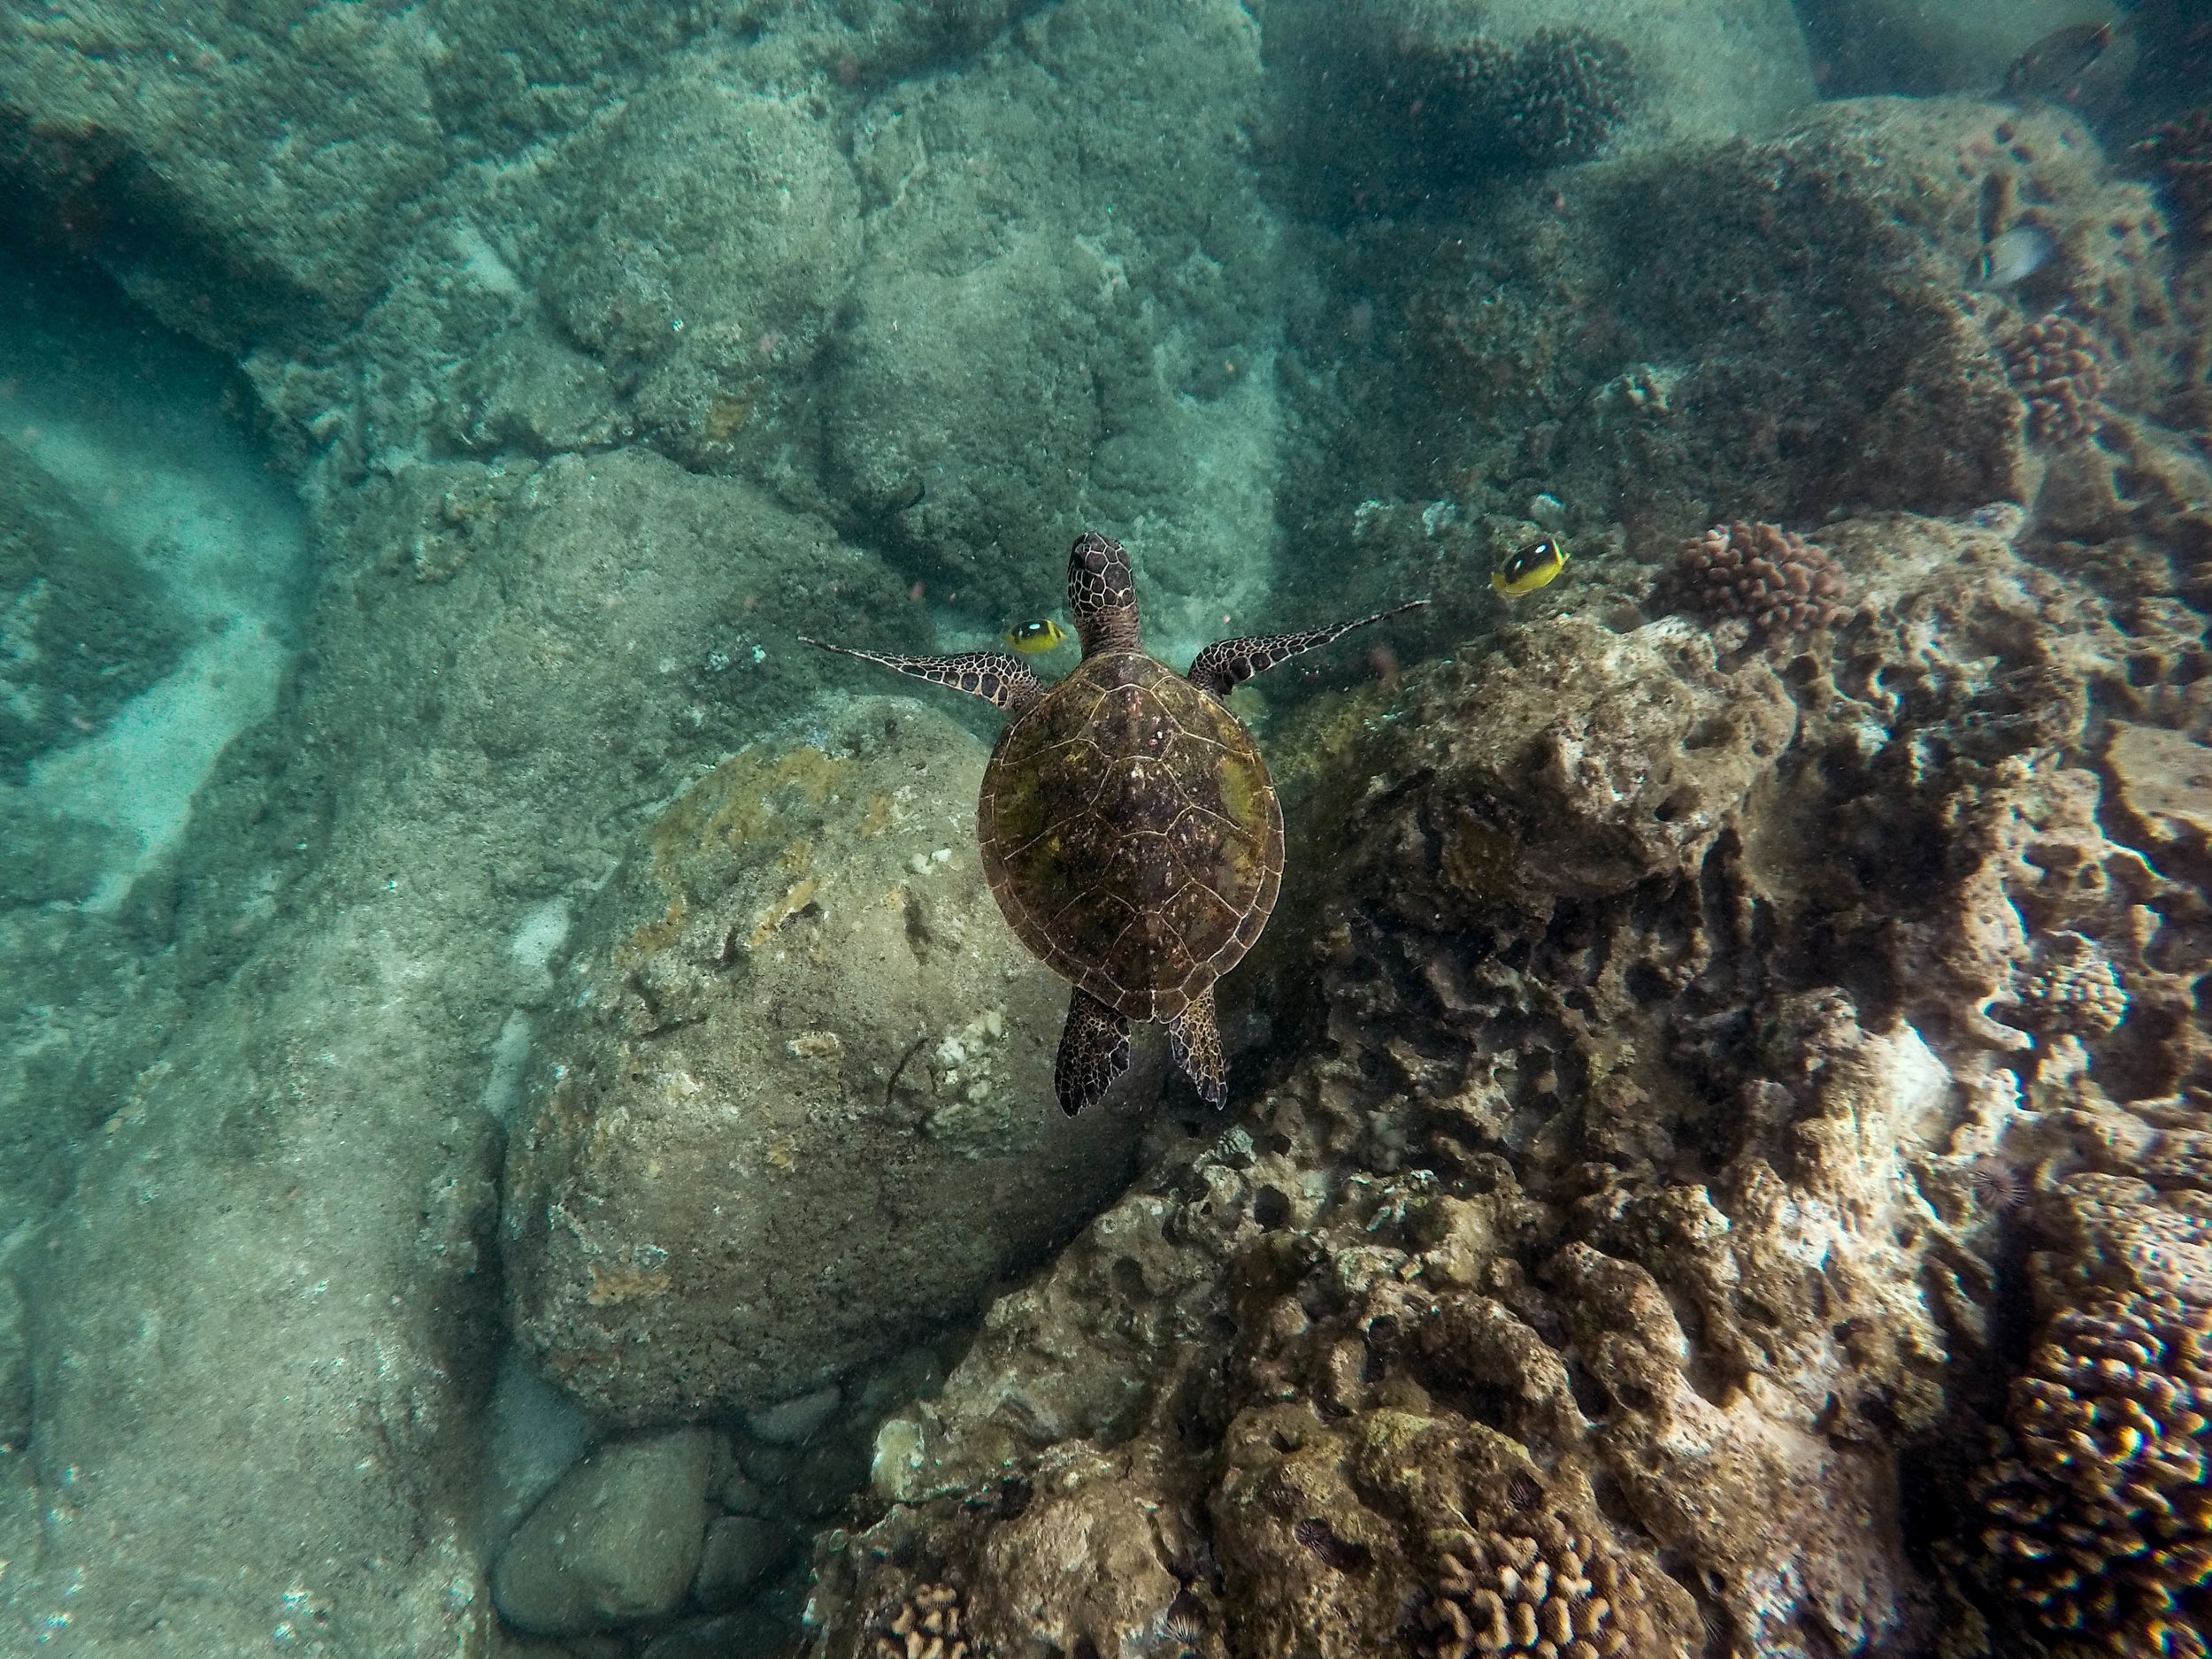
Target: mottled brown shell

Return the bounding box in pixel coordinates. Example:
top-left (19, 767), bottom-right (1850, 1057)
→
top-left (979, 651), bottom-right (1283, 1022)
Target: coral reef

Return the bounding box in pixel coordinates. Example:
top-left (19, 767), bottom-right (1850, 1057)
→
top-left (2003, 932), bottom-right (2130, 1039)
top-left (2001, 314), bottom-right (2107, 445)
top-left (1387, 25), bottom-right (1639, 180)
top-left (1663, 519), bottom-right (1849, 638)
top-left (1968, 1179), bottom-right (2212, 1656)
top-left (1269, 0), bottom-right (1813, 224)
top-left (1271, 10), bottom-right (1639, 219)
top-left (797, 509), bottom-right (2212, 1659)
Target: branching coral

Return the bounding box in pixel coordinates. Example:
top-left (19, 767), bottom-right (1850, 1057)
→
top-left (1379, 23), bottom-right (1635, 183)
top-left (872, 1582), bottom-right (971, 1659)
top-left (2001, 314), bottom-right (2106, 444)
top-left (1499, 27), bottom-right (1635, 165)
top-left (2008, 932), bottom-right (2129, 1038)
top-left (1970, 1209), bottom-right (2212, 1655)
top-left (1414, 1513), bottom-right (1664, 1659)
top-left (1667, 520), bottom-right (1848, 638)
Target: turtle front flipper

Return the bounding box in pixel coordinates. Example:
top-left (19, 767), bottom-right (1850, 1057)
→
top-left (1167, 991), bottom-right (1226, 1106)
top-left (1186, 600), bottom-right (1429, 697)
top-left (1054, 987), bottom-right (1130, 1115)
top-left (798, 639), bottom-right (1042, 713)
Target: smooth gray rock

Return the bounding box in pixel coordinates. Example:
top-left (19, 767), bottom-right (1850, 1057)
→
top-left (491, 1428), bottom-right (715, 1636)
top-left (693, 1516), bottom-right (789, 1611)
top-left (746, 1385), bottom-right (841, 1448)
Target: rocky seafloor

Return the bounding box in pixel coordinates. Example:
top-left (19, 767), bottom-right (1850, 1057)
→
top-left (2, 1), bottom-right (2209, 1656)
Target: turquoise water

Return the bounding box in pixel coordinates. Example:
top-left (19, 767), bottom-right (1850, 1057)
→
top-left (1, 3), bottom-right (2208, 1656)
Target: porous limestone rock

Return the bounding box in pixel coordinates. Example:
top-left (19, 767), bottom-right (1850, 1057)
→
top-left (502, 695), bottom-right (1143, 1424)
top-left (0, 0), bottom-right (705, 349)
top-left (822, 0), bottom-right (1284, 645)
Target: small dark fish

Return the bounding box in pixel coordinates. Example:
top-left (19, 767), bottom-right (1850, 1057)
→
top-left (1293, 1516), bottom-right (1373, 1572)
top-left (2001, 21), bottom-right (2112, 100)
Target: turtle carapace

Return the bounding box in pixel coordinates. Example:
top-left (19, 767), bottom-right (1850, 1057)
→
top-left (803, 533), bottom-right (1424, 1115)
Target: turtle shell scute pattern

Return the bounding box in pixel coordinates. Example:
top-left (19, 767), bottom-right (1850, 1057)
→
top-left (979, 652), bottom-right (1283, 1022)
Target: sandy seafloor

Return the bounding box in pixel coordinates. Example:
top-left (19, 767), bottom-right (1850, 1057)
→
top-left (1, 1), bottom-right (2210, 1655)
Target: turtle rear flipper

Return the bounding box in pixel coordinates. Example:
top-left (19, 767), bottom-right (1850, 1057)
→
top-left (1055, 987), bottom-right (1130, 1115)
top-left (1168, 991), bottom-right (1226, 1106)
top-left (1186, 600), bottom-right (1429, 696)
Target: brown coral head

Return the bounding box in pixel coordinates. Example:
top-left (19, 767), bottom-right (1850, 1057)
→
top-left (2135, 107), bottom-right (2212, 241)
top-left (1970, 1282), bottom-right (2212, 1649)
top-left (874, 1581), bottom-right (972, 1659)
top-left (2000, 313), bottom-right (2105, 445)
top-left (1671, 520), bottom-right (1848, 639)
top-left (1417, 1513), bottom-right (1662, 1659)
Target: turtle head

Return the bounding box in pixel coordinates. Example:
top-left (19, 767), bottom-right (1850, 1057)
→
top-left (1067, 532), bottom-right (1141, 656)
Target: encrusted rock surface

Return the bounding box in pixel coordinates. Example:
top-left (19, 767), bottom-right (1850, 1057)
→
top-left (799, 511), bottom-right (2212, 1659)
top-left (502, 695), bottom-right (1143, 1424)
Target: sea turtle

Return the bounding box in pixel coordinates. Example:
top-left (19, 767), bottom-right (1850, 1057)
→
top-left (803, 533), bottom-right (1423, 1114)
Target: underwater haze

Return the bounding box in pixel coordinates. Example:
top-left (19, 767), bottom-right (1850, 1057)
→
top-left (2, 1), bottom-right (2209, 1655)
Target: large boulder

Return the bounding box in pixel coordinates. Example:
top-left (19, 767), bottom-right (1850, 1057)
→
top-left (0, 438), bottom-right (182, 782)
top-left (502, 695), bottom-right (1145, 1424)
top-left (534, 65), bottom-right (862, 473)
